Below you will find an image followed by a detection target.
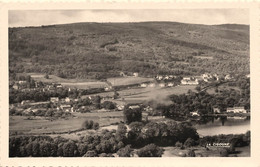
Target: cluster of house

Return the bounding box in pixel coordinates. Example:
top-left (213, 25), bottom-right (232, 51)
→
top-left (190, 106), bottom-right (248, 117)
top-left (181, 77), bottom-right (199, 85)
top-left (119, 72), bottom-right (139, 77)
top-left (155, 75), bottom-right (176, 81)
top-left (12, 80), bottom-right (29, 90)
top-left (139, 82), bottom-right (174, 88)
top-left (213, 107), bottom-right (247, 114)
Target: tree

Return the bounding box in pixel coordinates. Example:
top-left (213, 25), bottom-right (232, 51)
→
top-left (93, 122), bottom-right (99, 130)
top-left (123, 107), bottom-right (142, 124)
top-left (137, 144), bottom-right (163, 157)
top-left (44, 74), bottom-right (49, 79)
top-left (102, 101), bottom-right (116, 110)
top-left (117, 145), bottom-right (133, 157)
top-left (62, 141), bottom-right (78, 157)
top-left (184, 138), bottom-right (195, 148)
top-left (115, 124), bottom-right (127, 142)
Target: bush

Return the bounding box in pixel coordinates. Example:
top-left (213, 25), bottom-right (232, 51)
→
top-left (117, 145), bottom-right (133, 157)
top-left (82, 120), bottom-right (98, 130)
top-left (137, 144), bottom-right (163, 157)
top-left (84, 151), bottom-right (97, 157)
top-left (93, 122), bottom-right (99, 130)
top-left (175, 141), bottom-right (183, 148)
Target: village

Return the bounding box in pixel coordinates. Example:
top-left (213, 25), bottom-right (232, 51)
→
top-left (9, 71), bottom-right (250, 121)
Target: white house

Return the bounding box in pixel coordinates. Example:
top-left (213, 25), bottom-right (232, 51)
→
top-left (190, 111), bottom-right (200, 117)
top-left (133, 73), bottom-right (139, 77)
top-left (233, 107), bottom-right (247, 113)
top-left (140, 83), bottom-right (148, 88)
top-left (60, 104), bottom-right (72, 112)
top-left (159, 83), bottom-right (165, 87)
top-left (225, 74), bottom-right (232, 80)
top-left (65, 97), bottom-right (71, 103)
top-left (50, 97), bottom-right (59, 103)
top-left (167, 83), bottom-right (174, 87)
top-left (156, 75), bottom-right (163, 80)
top-left (226, 107), bottom-right (247, 114)
top-left (129, 105), bottom-right (140, 110)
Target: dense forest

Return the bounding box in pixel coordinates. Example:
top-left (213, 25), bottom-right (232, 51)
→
top-left (9, 22), bottom-right (249, 79)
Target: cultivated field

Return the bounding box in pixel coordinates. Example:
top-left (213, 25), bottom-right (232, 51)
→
top-left (87, 85), bottom-right (196, 104)
top-left (29, 73), bottom-right (92, 83)
top-left (9, 111), bottom-right (123, 135)
top-left (28, 73), bottom-right (108, 89)
top-left (107, 77), bottom-right (154, 86)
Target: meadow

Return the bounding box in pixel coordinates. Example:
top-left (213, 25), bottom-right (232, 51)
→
top-left (9, 111), bottom-right (123, 136)
top-left (107, 77), bottom-right (154, 86)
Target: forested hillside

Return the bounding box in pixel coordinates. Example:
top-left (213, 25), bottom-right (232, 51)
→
top-left (9, 22), bottom-right (249, 79)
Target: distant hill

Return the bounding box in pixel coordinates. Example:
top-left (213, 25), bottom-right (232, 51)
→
top-left (9, 22), bottom-right (249, 80)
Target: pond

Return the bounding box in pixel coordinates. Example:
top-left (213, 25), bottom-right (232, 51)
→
top-left (195, 117), bottom-right (250, 136)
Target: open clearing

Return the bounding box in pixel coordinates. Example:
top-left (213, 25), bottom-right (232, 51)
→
top-left (28, 73), bottom-right (108, 89)
top-left (86, 85), bottom-right (196, 104)
top-left (107, 77), bottom-right (154, 86)
top-left (9, 111), bottom-right (123, 135)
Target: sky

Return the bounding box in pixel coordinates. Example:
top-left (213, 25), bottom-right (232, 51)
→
top-left (9, 9), bottom-right (249, 27)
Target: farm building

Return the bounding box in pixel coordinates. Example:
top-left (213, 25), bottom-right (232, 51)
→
top-left (159, 83), bottom-right (166, 87)
top-left (167, 82), bottom-right (174, 87)
top-left (140, 83), bottom-right (148, 88)
top-left (50, 97), bottom-right (59, 103)
top-left (226, 107), bottom-right (247, 113)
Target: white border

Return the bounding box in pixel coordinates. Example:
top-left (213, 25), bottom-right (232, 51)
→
top-left (1, 1), bottom-right (260, 167)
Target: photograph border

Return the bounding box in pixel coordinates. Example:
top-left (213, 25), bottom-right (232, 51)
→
top-left (1, 1), bottom-right (260, 166)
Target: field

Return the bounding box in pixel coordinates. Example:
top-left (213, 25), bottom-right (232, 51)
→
top-left (29, 73), bottom-right (93, 83)
top-left (9, 111), bottom-right (123, 135)
top-left (206, 84), bottom-right (241, 94)
top-left (107, 77), bottom-right (154, 86)
top-left (87, 85), bottom-right (196, 104)
top-left (28, 73), bottom-right (108, 89)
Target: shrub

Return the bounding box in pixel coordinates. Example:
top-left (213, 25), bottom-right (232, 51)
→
top-left (117, 145), bottom-right (133, 157)
top-left (175, 141), bottom-right (183, 148)
top-left (93, 122), bottom-right (99, 130)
